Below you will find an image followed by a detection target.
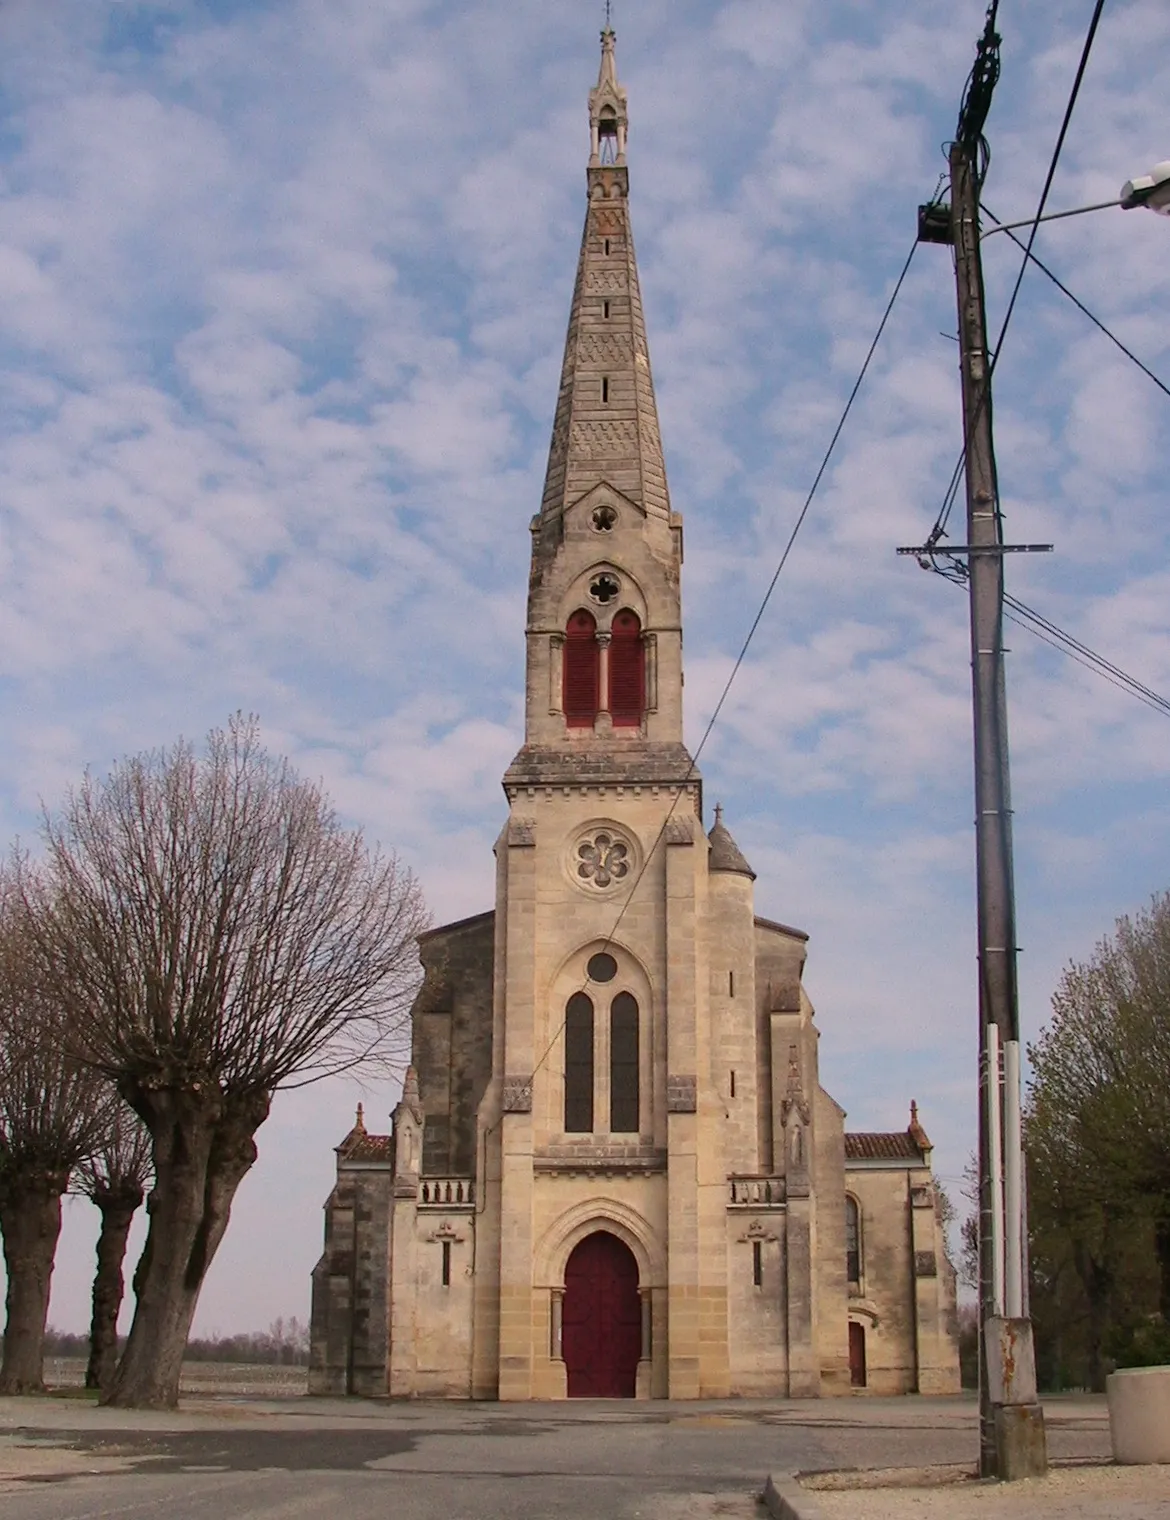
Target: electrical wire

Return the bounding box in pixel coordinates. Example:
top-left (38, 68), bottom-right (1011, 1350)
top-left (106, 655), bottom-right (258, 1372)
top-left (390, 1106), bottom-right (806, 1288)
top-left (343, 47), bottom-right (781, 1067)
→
top-left (520, 239), bottom-right (922, 1092)
top-left (926, 0), bottom-right (1110, 548)
top-left (930, 553), bottom-right (1170, 718)
top-left (980, 207), bottom-right (1170, 402)
top-left (985, 0), bottom-right (1107, 384)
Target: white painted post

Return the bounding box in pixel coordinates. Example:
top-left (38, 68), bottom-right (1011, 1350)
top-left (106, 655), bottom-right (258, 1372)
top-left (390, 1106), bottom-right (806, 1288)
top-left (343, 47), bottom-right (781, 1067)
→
top-left (986, 1022), bottom-right (1005, 1315)
top-left (1004, 1038), bottom-right (1023, 1318)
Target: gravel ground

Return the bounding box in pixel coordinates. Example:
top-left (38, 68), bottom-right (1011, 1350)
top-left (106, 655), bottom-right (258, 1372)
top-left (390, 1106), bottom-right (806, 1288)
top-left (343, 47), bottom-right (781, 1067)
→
top-left (800, 1463), bottom-right (1170, 1519)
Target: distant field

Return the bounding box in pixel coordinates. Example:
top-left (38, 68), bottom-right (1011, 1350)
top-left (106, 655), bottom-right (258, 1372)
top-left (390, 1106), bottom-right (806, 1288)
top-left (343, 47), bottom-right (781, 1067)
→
top-left (44, 1358), bottom-right (308, 1398)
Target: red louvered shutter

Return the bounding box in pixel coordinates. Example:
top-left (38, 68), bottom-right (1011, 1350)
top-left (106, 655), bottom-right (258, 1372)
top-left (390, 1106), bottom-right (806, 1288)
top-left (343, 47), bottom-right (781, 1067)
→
top-left (564, 611), bottom-right (600, 727)
top-left (609, 610), bottom-right (644, 726)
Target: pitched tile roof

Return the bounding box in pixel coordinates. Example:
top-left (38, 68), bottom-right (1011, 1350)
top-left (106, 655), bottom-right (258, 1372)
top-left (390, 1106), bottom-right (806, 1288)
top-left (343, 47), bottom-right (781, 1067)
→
top-left (336, 1103), bottom-right (394, 1163)
top-left (845, 1132), bottom-right (924, 1161)
top-left (339, 1133), bottom-right (393, 1163)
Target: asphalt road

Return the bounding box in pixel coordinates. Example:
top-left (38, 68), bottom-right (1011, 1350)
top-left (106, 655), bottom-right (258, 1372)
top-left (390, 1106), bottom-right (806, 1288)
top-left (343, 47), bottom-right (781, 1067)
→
top-left (0, 1394), bottom-right (1113, 1520)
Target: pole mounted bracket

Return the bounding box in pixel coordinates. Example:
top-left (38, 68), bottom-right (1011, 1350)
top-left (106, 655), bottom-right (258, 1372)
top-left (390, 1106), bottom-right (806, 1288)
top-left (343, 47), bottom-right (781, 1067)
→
top-left (896, 543), bottom-right (1053, 557)
top-left (918, 203), bottom-right (954, 244)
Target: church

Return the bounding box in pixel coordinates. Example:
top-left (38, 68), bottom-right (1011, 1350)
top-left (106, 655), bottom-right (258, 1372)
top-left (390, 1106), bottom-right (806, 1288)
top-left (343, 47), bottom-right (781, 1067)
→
top-left (308, 29), bottom-right (959, 1402)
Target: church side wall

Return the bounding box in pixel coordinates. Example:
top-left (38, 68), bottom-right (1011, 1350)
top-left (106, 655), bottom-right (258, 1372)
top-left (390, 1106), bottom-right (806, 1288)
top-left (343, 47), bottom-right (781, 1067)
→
top-left (414, 915), bottom-right (496, 1178)
top-left (813, 1088), bottom-right (851, 1395)
top-left (844, 1166), bottom-right (921, 1394)
top-left (707, 871), bottom-right (759, 1176)
top-left (725, 1205), bottom-right (789, 1394)
top-left (308, 1165), bottom-right (393, 1398)
top-left (408, 1208), bottom-right (477, 1397)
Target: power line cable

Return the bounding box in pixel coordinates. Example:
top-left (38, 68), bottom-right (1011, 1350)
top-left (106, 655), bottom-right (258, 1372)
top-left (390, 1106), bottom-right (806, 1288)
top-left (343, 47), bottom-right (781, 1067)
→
top-left (931, 553), bottom-right (1170, 717)
top-left (927, 0), bottom-right (1110, 546)
top-left (984, 0), bottom-right (1107, 384)
top-left (980, 207), bottom-right (1170, 402)
top-left (521, 239), bottom-right (921, 1091)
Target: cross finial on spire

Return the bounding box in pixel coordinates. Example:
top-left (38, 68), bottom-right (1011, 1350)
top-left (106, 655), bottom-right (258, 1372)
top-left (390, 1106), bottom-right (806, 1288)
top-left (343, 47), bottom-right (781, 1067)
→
top-left (714, 802), bottom-right (724, 825)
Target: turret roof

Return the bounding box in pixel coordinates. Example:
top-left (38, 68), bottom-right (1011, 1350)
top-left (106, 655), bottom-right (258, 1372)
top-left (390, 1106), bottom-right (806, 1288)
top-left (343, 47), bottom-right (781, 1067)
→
top-left (707, 804), bottom-right (756, 880)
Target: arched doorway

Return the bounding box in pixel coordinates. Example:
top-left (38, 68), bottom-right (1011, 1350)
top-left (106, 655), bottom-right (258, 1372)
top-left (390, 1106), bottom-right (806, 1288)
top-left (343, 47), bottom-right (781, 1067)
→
top-left (562, 1230), bottom-right (641, 1397)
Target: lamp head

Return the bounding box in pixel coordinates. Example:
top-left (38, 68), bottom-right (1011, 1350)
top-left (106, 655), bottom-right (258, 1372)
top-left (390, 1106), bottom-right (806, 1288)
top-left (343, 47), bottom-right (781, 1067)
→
top-left (1120, 160), bottom-right (1170, 213)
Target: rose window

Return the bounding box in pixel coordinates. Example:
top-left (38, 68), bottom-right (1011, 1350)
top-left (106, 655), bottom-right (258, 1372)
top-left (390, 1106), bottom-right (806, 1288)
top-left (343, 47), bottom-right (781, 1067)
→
top-left (576, 830), bottom-right (630, 889)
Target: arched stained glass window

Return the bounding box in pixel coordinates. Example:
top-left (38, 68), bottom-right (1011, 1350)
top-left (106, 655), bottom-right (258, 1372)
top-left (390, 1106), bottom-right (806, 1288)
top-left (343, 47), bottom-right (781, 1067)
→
top-left (564, 992), bottom-right (595, 1133)
top-left (610, 991), bottom-right (639, 1133)
top-left (608, 609), bottom-right (644, 727)
top-left (564, 610), bottom-right (600, 728)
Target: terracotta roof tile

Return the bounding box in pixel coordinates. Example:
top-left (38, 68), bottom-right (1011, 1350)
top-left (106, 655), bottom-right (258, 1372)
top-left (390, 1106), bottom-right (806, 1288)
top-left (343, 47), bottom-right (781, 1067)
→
top-left (845, 1132), bottom-right (923, 1161)
top-left (338, 1133), bottom-right (393, 1163)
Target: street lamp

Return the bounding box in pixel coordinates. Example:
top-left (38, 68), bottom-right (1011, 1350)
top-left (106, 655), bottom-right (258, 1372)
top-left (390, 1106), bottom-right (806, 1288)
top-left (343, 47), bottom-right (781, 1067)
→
top-left (1121, 159), bottom-right (1170, 212)
top-left (978, 159), bottom-right (1170, 237)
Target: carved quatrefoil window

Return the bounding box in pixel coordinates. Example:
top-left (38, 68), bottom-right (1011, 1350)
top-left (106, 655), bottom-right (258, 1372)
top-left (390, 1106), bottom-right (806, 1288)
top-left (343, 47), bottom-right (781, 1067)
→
top-left (591, 505), bottom-right (617, 532)
top-left (576, 830), bottom-right (630, 889)
top-left (589, 573), bottom-right (620, 605)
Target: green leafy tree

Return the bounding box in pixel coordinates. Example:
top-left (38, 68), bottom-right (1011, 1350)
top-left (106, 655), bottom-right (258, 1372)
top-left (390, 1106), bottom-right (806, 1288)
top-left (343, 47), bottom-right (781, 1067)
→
top-left (1026, 894), bottom-right (1170, 1388)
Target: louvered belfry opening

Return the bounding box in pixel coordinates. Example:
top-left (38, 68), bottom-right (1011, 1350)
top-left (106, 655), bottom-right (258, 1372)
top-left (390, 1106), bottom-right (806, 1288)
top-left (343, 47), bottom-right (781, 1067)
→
top-left (608, 609), bottom-right (644, 726)
top-left (609, 991), bottom-right (640, 1133)
top-left (564, 992), bottom-right (595, 1132)
top-left (564, 610), bottom-right (600, 727)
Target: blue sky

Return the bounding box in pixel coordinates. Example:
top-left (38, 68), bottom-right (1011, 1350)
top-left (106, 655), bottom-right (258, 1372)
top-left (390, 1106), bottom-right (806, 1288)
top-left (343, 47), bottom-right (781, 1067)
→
top-left (1, 0), bottom-right (1167, 1336)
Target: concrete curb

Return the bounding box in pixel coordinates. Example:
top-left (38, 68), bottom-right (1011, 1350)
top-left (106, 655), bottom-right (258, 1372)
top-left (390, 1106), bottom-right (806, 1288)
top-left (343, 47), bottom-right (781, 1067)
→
top-left (763, 1473), bottom-right (824, 1520)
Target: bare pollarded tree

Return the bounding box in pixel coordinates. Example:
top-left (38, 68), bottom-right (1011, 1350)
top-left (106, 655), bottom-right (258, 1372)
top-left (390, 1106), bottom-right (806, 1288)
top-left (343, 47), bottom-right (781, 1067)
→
top-left (74, 1102), bottom-right (152, 1391)
top-left (0, 868), bottom-right (108, 1394)
top-left (30, 715), bottom-right (429, 1409)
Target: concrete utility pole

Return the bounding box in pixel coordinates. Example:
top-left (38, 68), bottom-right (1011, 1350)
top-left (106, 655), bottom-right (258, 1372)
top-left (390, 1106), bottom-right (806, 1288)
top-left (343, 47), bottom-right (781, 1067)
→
top-left (947, 135), bottom-right (1047, 1482)
top-left (910, 3), bottom-right (1048, 1481)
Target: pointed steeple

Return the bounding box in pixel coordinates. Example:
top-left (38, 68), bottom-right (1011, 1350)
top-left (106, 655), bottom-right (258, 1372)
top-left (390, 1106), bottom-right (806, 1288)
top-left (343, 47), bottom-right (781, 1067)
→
top-left (536, 27), bottom-right (671, 547)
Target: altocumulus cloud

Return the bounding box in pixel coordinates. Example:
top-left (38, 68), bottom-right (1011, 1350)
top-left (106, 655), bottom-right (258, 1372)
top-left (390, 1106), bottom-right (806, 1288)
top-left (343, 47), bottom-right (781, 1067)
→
top-left (0, 0), bottom-right (1167, 1332)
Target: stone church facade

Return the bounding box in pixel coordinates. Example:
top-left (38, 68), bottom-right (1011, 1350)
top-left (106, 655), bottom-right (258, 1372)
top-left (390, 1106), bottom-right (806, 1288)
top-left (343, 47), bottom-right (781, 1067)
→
top-left (309, 30), bottom-right (959, 1402)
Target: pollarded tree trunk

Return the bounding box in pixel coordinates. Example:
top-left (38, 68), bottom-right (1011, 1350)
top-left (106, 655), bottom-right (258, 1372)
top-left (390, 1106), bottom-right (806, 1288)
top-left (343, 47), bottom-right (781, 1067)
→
top-left (0, 1183), bottom-right (64, 1395)
top-left (102, 1088), bottom-right (268, 1409)
top-left (85, 1187), bottom-right (143, 1391)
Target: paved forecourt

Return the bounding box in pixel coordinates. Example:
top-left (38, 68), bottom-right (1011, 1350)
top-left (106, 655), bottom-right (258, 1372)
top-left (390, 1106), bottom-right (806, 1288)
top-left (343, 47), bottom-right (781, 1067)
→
top-left (0, 1394), bottom-right (1112, 1520)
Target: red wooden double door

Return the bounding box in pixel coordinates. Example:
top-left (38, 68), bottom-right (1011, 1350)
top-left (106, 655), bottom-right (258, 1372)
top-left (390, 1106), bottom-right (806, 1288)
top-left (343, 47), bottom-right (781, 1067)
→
top-left (562, 1230), bottom-right (642, 1398)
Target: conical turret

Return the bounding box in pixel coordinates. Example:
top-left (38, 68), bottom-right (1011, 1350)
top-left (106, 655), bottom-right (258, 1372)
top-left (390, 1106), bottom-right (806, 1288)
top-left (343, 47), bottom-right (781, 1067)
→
top-left (708, 804), bottom-right (757, 880)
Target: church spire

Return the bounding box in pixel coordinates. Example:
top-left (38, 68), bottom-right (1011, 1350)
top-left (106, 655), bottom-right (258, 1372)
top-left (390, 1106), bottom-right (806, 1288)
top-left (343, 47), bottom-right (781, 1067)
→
top-left (507, 26), bottom-right (691, 771)
top-left (535, 27), bottom-right (672, 553)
